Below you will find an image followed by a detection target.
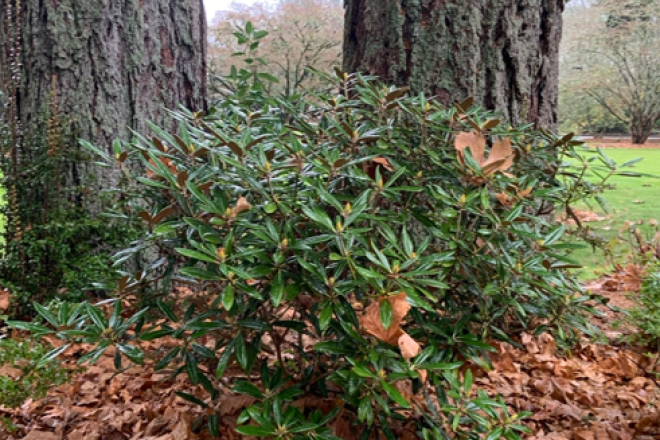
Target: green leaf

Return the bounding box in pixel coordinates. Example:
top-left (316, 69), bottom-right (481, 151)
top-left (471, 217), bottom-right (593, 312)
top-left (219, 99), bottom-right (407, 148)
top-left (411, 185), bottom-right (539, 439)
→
top-left (185, 352), bottom-right (201, 385)
top-left (464, 368), bottom-right (473, 394)
top-left (222, 284), bottom-right (235, 310)
top-left (37, 344), bottom-right (70, 368)
top-left (34, 303), bottom-right (59, 327)
top-left (236, 426), bottom-right (275, 437)
top-left (216, 340), bottom-right (235, 379)
top-left (175, 391), bottom-right (208, 408)
top-left (315, 342), bottom-right (353, 355)
top-left (235, 333), bottom-right (249, 371)
top-left (379, 300), bottom-right (393, 330)
top-left (257, 72), bottom-right (279, 83)
top-left (117, 344), bottom-right (144, 364)
top-left (85, 303), bottom-right (108, 330)
top-left (234, 381), bottom-right (264, 399)
top-left (270, 273), bottom-right (285, 307)
top-left (319, 305), bottom-right (334, 331)
top-left (175, 248), bottom-right (217, 263)
top-left (353, 364), bottom-right (376, 378)
top-left (157, 300), bottom-right (179, 323)
top-left (301, 206), bottom-right (334, 230)
top-left (179, 267), bottom-right (219, 280)
top-left (380, 380), bottom-right (410, 408)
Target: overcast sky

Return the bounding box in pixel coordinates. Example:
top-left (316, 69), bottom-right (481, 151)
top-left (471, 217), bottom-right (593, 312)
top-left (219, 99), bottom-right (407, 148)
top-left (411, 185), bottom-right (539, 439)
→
top-left (204, 0), bottom-right (274, 22)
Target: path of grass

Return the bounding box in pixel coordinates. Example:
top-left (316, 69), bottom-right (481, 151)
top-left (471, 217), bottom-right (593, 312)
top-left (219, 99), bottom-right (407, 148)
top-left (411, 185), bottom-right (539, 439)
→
top-left (568, 147), bottom-right (660, 279)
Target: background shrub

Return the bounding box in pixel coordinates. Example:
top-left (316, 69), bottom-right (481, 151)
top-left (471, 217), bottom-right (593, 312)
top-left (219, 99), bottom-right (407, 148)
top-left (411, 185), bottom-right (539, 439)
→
top-left (0, 336), bottom-right (70, 410)
top-left (0, 85), bottom-right (143, 315)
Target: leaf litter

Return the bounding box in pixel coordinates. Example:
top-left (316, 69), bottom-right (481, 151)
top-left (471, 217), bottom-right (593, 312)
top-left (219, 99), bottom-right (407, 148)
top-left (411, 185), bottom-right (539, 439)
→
top-left (2, 286), bottom-right (660, 439)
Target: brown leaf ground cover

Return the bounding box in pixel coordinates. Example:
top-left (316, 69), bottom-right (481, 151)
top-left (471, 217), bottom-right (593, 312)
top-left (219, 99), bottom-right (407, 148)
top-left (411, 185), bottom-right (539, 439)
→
top-left (2, 283), bottom-right (660, 440)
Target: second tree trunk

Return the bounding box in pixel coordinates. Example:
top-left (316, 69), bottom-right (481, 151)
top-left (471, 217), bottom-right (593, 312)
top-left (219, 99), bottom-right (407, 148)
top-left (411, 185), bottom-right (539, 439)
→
top-left (344, 0), bottom-right (565, 128)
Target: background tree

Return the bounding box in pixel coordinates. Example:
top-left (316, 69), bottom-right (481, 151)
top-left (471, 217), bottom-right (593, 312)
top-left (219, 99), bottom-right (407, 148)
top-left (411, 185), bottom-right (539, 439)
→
top-left (0, 0), bottom-right (207, 156)
top-left (0, 0), bottom-right (207, 307)
top-left (343, 0), bottom-right (566, 128)
top-left (582, 0), bottom-right (660, 144)
top-left (560, 0), bottom-right (660, 143)
top-left (558, 0), bottom-right (628, 135)
top-left (208, 0), bottom-right (343, 99)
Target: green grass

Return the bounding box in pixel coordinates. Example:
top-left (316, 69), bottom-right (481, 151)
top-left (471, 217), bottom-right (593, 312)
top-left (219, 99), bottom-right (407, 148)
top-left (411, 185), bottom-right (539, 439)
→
top-left (568, 147), bottom-right (660, 279)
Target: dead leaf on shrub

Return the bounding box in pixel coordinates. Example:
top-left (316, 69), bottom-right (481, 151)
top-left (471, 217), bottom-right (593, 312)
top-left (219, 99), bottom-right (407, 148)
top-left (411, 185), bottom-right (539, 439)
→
top-left (371, 157), bottom-right (394, 171)
top-left (0, 288), bottom-right (10, 310)
top-left (230, 196), bottom-right (252, 218)
top-left (398, 333), bottom-right (421, 361)
top-left (455, 131), bottom-right (514, 181)
top-left (359, 293), bottom-right (410, 345)
top-left (364, 156), bottom-right (394, 181)
top-left (496, 192), bottom-right (514, 208)
top-left (146, 157), bottom-right (177, 179)
top-left (455, 132), bottom-right (486, 165)
top-left (398, 334), bottom-right (427, 382)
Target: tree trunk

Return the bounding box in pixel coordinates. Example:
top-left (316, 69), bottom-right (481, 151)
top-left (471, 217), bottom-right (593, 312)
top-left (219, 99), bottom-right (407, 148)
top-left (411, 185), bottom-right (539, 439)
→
top-left (0, 0), bottom-right (207, 299)
top-left (1, 0), bottom-right (207, 155)
top-left (631, 128), bottom-right (651, 145)
top-left (630, 114), bottom-right (654, 145)
top-left (343, 0), bottom-right (565, 128)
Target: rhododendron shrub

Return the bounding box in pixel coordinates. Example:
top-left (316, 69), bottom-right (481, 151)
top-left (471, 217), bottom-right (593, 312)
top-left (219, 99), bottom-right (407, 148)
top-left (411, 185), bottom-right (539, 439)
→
top-left (14, 27), bottom-right (636, 440)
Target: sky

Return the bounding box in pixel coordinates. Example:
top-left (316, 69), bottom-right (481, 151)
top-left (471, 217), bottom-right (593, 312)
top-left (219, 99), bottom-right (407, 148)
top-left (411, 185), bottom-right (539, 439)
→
top-left (204, 0), bottom-right (274, 22)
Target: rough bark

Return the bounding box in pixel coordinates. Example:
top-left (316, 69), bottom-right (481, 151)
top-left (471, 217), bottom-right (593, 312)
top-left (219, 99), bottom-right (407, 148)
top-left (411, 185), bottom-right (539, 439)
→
top-left (343, 0), bottom-right (565, 128)
top-left (1, 0), bottom-right (207, 154)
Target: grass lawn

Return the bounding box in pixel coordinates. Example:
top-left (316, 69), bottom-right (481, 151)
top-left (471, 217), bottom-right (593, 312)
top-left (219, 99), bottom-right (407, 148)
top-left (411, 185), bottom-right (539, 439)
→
top-left (566, 146), bottom-right (660, 279)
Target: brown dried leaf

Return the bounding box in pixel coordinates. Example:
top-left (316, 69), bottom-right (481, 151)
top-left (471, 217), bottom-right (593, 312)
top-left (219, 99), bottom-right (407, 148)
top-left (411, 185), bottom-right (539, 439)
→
top-left (359, 293), bottom-right (410, 345)
top-left (22, 431), bottom-right (62, 440)
top-left (218, 394), bottom-right (257, 416)
top-left (172, 416), bottom-right (197, 440)
top-left (0, 289), bottom-right (10, 310)
top-left (483, 138), bottom-right (514, 173)
top-left (622, 263), bottom-right (645, 292)
top-left (230, 196), bottom-right (252, 218)
top-left (455, 131), bottom-right (486, 166)
top-left (518, 187), bottom-right (533, 198)
top-left (371, 157), bottom-right (394, 171)
top-left (398, 333), bottom-right (421, 361)
top-left (0, 364), bottom-right (22, 379)
top-left (496, 192), bottom-right (514, 207)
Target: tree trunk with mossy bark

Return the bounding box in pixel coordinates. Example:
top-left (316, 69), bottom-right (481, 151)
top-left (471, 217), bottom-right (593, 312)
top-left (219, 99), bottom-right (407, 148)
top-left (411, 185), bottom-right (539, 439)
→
top-left (343, 0), bottom-right (565, 128)
top-left (0, 0), bottom-right (207, 188)
top-left (0, 0), bottom-right (207, 299)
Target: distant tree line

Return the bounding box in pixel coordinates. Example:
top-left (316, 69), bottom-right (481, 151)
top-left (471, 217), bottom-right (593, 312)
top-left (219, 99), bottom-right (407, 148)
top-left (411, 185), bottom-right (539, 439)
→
top-left (560, 0), bottom-right (660, 143)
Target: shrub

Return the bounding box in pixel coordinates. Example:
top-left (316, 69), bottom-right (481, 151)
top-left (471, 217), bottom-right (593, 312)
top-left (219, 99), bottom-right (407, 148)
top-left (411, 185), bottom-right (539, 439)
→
top-left (0, 336), bottom-right (70, 409)
top-left (0, 79), bottom-right (142, 315)
top-left (12, 24), bottom-right (634, 440)
top-left (622, 267), bottom-right (660, 348)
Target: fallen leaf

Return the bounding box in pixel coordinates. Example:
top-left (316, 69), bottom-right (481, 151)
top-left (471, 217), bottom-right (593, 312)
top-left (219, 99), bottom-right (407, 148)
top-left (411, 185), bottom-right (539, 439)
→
top-left (0, 364), bottom-right (23, 379)
top-left (483, 138), bottom-right (514, 172)
top-left (371, 157), bottom-right (394, 171)
top-left (21, 431), bottom-right (62, 440)
top-left (359, 293), bottom-right (410, 345)
top-left (0, 289), bottom-right (10, 310)
top-left (455, 131), bottom-right (514, 180)
top-left (496, 192), bottom-right (514, 207)
top-left (230, 196), bottom-right (252, 218)
top-left (455, 131), bottom-right (486, 166)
